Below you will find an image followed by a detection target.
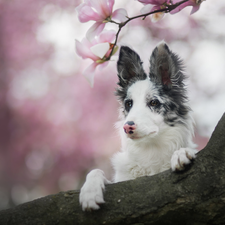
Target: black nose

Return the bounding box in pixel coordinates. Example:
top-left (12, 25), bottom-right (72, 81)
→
top-left (126, 121), bottom-right (135, 126)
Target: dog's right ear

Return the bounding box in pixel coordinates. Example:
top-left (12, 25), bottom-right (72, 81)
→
top-left (149, 41), bottom-right (184, 91)
top-left (117, 46), bottom-right (146, 87)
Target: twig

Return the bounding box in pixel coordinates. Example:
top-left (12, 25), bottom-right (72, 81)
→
top-left (105, 0), bottom-right (189, 61)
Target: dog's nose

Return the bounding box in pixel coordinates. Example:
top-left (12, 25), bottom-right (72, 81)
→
top-left (123, 121), bottom-right (136, 134)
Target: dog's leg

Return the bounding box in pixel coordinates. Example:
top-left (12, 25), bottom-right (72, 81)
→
top-left (79, 169), bottom-right (111, 211)
top-left (171, 148), bottom-right (198, 171)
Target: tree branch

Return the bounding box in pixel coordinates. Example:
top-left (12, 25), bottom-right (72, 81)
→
top-left (1, 113), bottom-right (225, 225)
top-left (106, 0), bottom-right (189, 60)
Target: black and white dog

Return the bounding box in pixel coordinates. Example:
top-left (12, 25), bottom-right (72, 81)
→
top-left (79, 41), bottom-right (197, 211)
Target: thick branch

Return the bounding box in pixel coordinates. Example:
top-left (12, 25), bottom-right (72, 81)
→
top-left (1, 113), bottom-right (225, 225)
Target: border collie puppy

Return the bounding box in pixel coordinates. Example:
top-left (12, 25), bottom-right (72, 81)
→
top-left (79, 41), bottom-right (197, 211)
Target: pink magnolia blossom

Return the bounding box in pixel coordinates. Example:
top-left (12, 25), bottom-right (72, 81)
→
top-left (170, 0), bottom-right (205, 15)
top-left (138, 0), bottom-right (170, 22)
top-left (77, 0), bottom-right (127, 40)
top-left (75, 30), bottom-right (117, 87)
top-left (138, 0), bottom-right (204, 22)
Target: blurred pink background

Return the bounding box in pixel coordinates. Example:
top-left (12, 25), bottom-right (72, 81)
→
top-left (0, 0), bottom-right (224, 209)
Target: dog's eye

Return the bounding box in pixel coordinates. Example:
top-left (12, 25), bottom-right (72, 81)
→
top-left (125, 100), bottom-right (133, 111)
top-left (149, 99), bottom-right (160, 107)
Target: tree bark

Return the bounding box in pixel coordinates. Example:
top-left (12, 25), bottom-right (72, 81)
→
top-left (1, 113), bottom-right (225, 225)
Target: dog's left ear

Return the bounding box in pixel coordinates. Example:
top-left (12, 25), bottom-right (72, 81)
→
top-left (117, 46), bottom-right (146, 87)
top-left (149, 42), bottom-right (184, 90)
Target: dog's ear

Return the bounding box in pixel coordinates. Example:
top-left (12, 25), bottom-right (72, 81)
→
top-left (149, 42), bottom-right (184, 90)
top-left (117, 46), bottom-right (146, 87)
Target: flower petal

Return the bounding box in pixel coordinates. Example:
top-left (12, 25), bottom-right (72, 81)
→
top-left (77, 3), bottom-right (102, 22)
top-left (108, 0), bottom-right (115, 13)
top-left (138, 0), bottom-right (167, 5)
top-left (98, 61), bottom-right (109, 70)
top-left (170, 2), bottom-right (191, 14)
top-left (140, 4), bottom-right (154, 14)
top-left (83, 63), bottom-right (98, 87)
top-left (75, 39), bottom-right (98, 60)
top-left (100, 0), bottom-right (114, 17)
top-left (112, 8), bottom-right (128, 22)
top-left (190, 5), bottom-right (200, 14)
top-left (97, 30), bottom-right (116, 43)
top-left (86, 22), bottom-right (105, 41)
top-left (90, 42), bottom-right (110, 59)
top-left (86, 0), bottom-right (113, 18)
top-left (85, 0), bottom-right (104, 16)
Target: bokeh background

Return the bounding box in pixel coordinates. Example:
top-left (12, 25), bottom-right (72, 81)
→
top-left (0, 0), bottom-right (224, 210)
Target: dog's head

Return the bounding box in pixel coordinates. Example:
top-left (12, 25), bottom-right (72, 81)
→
top-left (116, 42), bottom-right (190, 140)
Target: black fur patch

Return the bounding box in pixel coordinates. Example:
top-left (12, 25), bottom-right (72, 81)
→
top-left (115, 43), bottom-right (190, 127)
top-left (116, 46), bottom-right (147, 102)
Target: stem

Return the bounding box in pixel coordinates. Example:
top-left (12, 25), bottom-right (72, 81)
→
top-left (105, 0), bottom-right (189, 61)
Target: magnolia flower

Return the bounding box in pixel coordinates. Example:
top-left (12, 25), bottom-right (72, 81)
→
top-left (138, 0), bottom-right (204, 22)
top-left (170, 0), bottom-right (205, 15)
top-left (77, 0), bottom-right (127, 40)
top-left (75, 30), bottom-right (117, 87)
top-left (138, 0), bottom-right (170, 22)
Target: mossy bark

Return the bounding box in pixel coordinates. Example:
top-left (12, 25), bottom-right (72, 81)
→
top-left (1, 113), bottom-right (225, 225)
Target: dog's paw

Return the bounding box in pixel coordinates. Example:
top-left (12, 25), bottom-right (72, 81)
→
top-left (79, 169), bottom-right (110, 211)
top-left (171, 148), bottom-right (197, 171)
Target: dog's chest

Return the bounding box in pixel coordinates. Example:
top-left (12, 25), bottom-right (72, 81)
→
top-left (128, 157), bottom-right (171, 179)
top-left (112, 142), bottom-right (176, 182)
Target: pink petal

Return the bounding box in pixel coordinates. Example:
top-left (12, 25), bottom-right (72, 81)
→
top-left (98, 61), bottom-right (109, 70)
top-left (82, 37), bottom-right (96, 49)
top-left (169, 6), bottom-right (182, 14)
top-left (90, 42), bottom-right (110, 59)
top-left (100, 0), bottom-right (114, 17)
top-left (86, 22), bottom-right (105, 41)
top-left (77, 4), bottom-right (102, 22)
top-left (170, 1), bottom-right (193, 14)
top-left (86, 0), bottom-right (113, 18)
top-left (171, 0), bottom-right (183, 3)
top-left (140, 4), bottom-right (154, 14)
top-left (97, 30), bottom-right (116, 43)
top-left (112, 8), bottom-right (128, 22)
top-left (108, 0), bottom-right (115, 13)
top-left (138, 0), bottom-right (166, 5)
top-left (75, 39), bottom-right (98, 61)
top-left (190, 5), bottom-right (200, 14)
top-left (170, 4), bottom-right (185, 14)
top-left (86, 0), bottom-right (104, 16)
top-left (83, 63), bottom-right (98, 87)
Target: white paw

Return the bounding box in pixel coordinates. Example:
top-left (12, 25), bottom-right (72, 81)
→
top-left (79, 169), bottom-right (110, 211)
top-left (171, 148), bottom-right (197, 171)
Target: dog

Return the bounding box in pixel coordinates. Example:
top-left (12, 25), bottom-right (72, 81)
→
top-left (79, 41), bottom-right (198, 211)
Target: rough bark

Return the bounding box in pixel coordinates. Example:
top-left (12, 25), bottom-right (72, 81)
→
top-left (1, 113), bottom-right (225, 225)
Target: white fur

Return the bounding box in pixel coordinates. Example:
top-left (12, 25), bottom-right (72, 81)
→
top-left (79, 78), bottom-right (197, 211)
top-left (79, 169), bottom-right (111, 211)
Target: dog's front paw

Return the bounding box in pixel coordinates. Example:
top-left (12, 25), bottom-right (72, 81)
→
top-left (171, 148), bottom-right (197, 171)
top-left (79, 169), bottom-right (110, 211)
